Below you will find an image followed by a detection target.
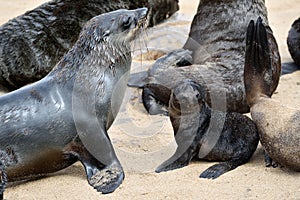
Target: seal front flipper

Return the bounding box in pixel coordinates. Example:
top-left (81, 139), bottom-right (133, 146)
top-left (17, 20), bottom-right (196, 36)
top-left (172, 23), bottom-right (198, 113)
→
top-left (139, 49), bottom-right (193, 115)
top-left (128, 71), bottom-right (149, 88)
top-left (142, 85), bottom-right (169, 115)
top-left (127, 49), bottom-right (192, 89)
top-left (72, 107), bottom-right (124, 193)
top-left (66, 135), bottom-right (124, 194)
top-left (88, 163), bottom-right (124, 194)
top-left (155, 141), bottom-right (196, 172)
top-left (78, 126), bottom-right (124, 194)
top-left (159, 49), bottom-right (193, 67)
top-left (155, 123), bottom-right (199, 172)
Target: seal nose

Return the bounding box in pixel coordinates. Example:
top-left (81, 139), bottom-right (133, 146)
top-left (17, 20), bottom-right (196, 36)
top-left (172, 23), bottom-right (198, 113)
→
top-left (136, 7), bottom-right (148, 19)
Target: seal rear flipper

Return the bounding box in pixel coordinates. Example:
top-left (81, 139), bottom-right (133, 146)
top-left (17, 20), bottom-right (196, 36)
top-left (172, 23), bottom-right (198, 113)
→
top-left (199, 160), bottom-right (240, 179)
top-left (244, 17), bottom-right (274, 106)
top-left (264, 150), bottom-right (280, 168)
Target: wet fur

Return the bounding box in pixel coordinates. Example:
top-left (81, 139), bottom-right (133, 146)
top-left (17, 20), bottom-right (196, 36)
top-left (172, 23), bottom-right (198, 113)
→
top-left (0, 8), bottom-right (147, 198)
top-left (0, 0), bottom-right (178, 91)
top-left (155, 80), bottom-right (259, 179)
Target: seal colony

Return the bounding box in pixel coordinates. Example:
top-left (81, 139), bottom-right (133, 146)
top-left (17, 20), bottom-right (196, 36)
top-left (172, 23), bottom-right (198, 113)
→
top-left (128, 0), bottom-right (282, 175)
top-left (155, 79), bottom-right (259, 179)
top-left (287, 17), bottom-right (300, 67)
top-left (0, 0), bottom-right (178, 91)
top-left (245, 18), bottom-right (300, 172)
top-left (0, 7), bottom-right (148, 199)
top-left (129, 0), bottom-right (281, 114)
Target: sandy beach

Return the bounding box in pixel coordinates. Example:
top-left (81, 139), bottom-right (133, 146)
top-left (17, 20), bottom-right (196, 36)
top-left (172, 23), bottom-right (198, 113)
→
top-left (1, 0), bottom-right (300, 199)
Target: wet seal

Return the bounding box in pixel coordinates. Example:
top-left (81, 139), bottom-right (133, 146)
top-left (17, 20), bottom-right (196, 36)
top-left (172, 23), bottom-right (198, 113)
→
top-left (0, 8), bottom-right (147, 199)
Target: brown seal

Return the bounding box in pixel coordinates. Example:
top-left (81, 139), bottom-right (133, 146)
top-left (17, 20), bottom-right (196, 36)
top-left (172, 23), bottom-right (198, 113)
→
top-left (127, 0), bottom-right (282, 177)
top-left (129, 0), bottom-right (281, 114)
top-left (155, 79), bottom-right (259, 179)
top-left (0, 0), bottom-right (178, 91)
top-left (0, 8), bottom-right (147, 199)
top-left (245, 17), bottom-right (300, 172)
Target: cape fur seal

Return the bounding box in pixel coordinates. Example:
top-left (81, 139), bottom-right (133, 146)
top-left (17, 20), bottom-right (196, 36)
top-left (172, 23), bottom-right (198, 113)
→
top-left (245, 17), bottom-right (300, 172)
top-left (127, 0), bottom-right (282, 176)
top-left (129, 0), bottom-right (281, 114)
top-left (155, 79), bottom-right (259, 179)
top-left (0, 0), bottom-right (178, 91)
top-left (0, 7), bottom-right (147, 199)
top-left (287, 17), bottom-right (300, 67)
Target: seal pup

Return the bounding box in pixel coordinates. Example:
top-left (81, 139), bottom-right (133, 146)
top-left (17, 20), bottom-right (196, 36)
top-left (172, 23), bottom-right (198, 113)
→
top-left (155, 80), bottom-right (259, 179)
top-left (245, 17), bottom-right (300, 171)
top-left (287, 17), bottom-right (300, 67)
top-left (129, 0), bottom-right (281, 114)
top-left (0, 0), bottom-right (178, 91)
top-left (0, 8), bottom-right (148, 199)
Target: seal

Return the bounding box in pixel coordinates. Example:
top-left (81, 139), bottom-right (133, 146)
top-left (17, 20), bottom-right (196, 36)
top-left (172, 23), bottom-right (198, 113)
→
top-left (0, 0), bottom-right (178, 91)
top-left (287, 17), bottom-right (300, 66)
top-left (0, 7), bottom-right (148, 199)
top-left (155, 80), bottom-right (259, 179)
top-left (129, 0), bottom-right (281, 114)
top-left (245, 17), bottom-right (300, 172)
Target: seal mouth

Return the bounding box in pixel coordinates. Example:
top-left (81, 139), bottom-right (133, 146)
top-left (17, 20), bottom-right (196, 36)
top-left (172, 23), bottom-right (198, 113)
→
top-left (124, 8), bottom-right (148, 42)
top-left (136, 8), bottom-right (148, 28)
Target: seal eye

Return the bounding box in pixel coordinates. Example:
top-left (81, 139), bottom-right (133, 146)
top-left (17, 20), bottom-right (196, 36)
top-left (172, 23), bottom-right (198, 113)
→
top-left (123, 16), bottom-right (132, 29)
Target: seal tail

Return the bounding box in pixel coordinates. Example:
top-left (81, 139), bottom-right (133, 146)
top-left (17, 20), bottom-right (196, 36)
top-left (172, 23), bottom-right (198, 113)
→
top-left (244, 17), bottom-right (275, 106)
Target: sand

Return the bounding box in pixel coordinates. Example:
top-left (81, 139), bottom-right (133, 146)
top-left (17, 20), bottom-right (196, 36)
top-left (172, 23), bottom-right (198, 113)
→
top-left (1, 0), bottom-right (300, 199)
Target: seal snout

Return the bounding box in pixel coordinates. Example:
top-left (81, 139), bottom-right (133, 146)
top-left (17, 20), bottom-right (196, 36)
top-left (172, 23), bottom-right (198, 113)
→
top-left (136, 7), bottom-right (148, 19)
top-left (170, 80), bottom-right (205, 114)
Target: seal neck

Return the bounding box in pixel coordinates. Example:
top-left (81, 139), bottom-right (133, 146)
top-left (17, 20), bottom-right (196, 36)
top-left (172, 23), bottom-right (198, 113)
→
top-left (48, 35), bottom-right (131, 84)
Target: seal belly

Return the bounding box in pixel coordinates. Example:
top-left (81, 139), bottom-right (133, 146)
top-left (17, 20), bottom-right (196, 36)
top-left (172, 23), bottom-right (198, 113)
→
top-left (6, 147), bottom-right (76, 181)
top-left (0, 81), bottom-right (76, 180)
